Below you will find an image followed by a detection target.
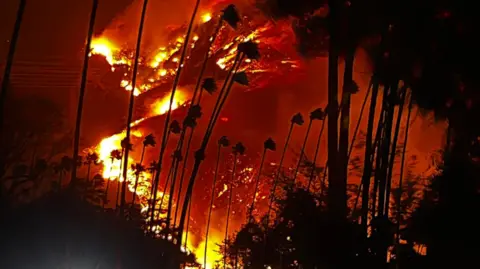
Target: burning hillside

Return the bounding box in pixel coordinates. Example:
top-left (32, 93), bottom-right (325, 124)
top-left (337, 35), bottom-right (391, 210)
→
top-left (81, 1), bottom-right (447, 268)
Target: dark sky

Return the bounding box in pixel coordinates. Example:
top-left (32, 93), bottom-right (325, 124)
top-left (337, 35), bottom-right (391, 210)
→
top-left (1, 0), bottom-right (133, 61)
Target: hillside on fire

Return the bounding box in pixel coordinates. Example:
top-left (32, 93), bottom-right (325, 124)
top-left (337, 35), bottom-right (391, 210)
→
top-left (1, 0), bottom-right (480, 268)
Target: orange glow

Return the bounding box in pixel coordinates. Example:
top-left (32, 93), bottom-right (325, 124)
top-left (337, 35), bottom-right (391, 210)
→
top-left (150, 90), bottom-right (189, 116)
top-left (90, 37), bottom-right (117, 65)
top-left (201, 12), bottom-right (212, 23)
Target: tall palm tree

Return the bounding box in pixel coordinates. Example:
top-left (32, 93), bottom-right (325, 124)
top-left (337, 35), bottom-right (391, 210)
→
top-left (307, 109), bottom-right (326, 191)
top-left (248, 138), bottom-right (276, 223)
top-left (360, 80), bottom-right (380, 232)
top-left (204, 136), bottom-right (230, 268)
top-left (293, 108), bottom-right (325, 183)
top-left (173, 112), bottom-right (200, 227)
top-left (131, 134), bottom-right (156, 207)
top-left (265, 112), bottom-right (304, 227)
top-left (0, 0), bottom-right (27, 132)
top-left (146, 160), bottom-right (158, 224)
top-left (395, 90), bottom-right (412, 265)
top-left (149, 120), bottom-right (180, 228)
top-left (326, 0), bottom-right (342, 218)
top-left (120, 0), bottom-right (150, 215)
top-left (376, 83), bottom-right (398, 218)
top-left (54, 156), bottom-right (72, 192)
top-left (338, 49), bottom-right (356, 207)
top-left (384, 86), bottom-right (407, 217)
top-left (117, 138), bottom-right (131, 209)
top-left (224, 142), bottom-right (245, 269)
top-left (71, 0), bottom-right (99, 188)
top-left (149, 0), bottom-right (202, 227)
top-left (191, 4), bottom-right (240, 104)
top-left (171, 4), bottom-right (240, 228)
top-left (177, 41), bottom-right (259, 246)
top-left (85, 152), bottom-right (99, 182)
top-left (104, 149), bottom-right (122, 208)
top-left (130, 163), bottom-right (146, 205)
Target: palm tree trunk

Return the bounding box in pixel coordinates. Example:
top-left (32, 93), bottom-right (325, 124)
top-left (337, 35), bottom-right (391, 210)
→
top-left (172, 18), bottom-right (223, 227)
top-left (116, 156), bottom-right (123, 209)
top-left (372, 88), bottom-right (389, 217)
top-left (131, 145), bottom-right (146, 207)
top-left (149, 0), bottom-right (201, 228)
top-left (166, 130), bottom-right (187, 229)
top-left (224, 153), bottom-right (238, 269)
top-left (157, 165), bottom-right (175, 222)
top-left (206, 54), bottom-right (243, 138)
top-left (338, 47), bottom-right (355, 204)
top-left (177, 53), bottom-right (243, 246)
top-left (120, 0), bottom-right (150, 215)
top-left (395, 90), bottom-right (412, 267)
top-left (71, 0), bottom-right (99, 187)
top-left (192, 20), bottom-right (223, 104)
top-left (293, 119), bottom-right (312, 184)
top-left (265, 123), bottom-right (294, 226)
top-left (204, 143), bottom-right (222, 268)
top-left (360, 80), bottom-right (379, 232)
top-left (248, 148), bottom-right (267, 223)
top-left (148, 130), bottom-right (171, 227)
top-left (103, 159), bottom-right (114, 208)
top-left (384, 86), bottom-right (407, 218)
top-left (307, 119), bottom-right (326, 191)
top-left (166, 151), bottom-right (183, 230)
top-left (327, 0), bottom-right (342, 218)
top-left (87, 163), bottom-right (91, 182)
top-left (378, 85), bottom-right (395, 217)
top-left (184, 196), bottom-right (192, 249)
top-left (174, 127), bottom-right (194, 227)
top-left (0, 0), bottom-right (26, 128)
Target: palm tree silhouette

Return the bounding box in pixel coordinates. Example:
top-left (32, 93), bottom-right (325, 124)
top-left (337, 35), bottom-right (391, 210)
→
top-left (177, 40), bottom-right (258, 246)
top-left (165, 147), bottom-right (183, 230)
top-left (203, 136), bottom-right (230, 268)
top-left (249, 138), bottom-right (276, 223)
top-left (131, 134), bottom-right (156, 207)
top-left (71, 0), bottom-right (99, 191)
top-left (224, 142), bottom-right (245, 269)
top-left (192, 4), bottom-right (240, 104)
top-left (293, 108), bottom-right (325, 183)
top-left (120, 0), bottom-right (150, 215)
top-left (395, 90), bottom-right (413, 262)
top-left (130, 163), bottom-right (146, 204)
top-left (171, 6), bottom-right (241, 233)
top-left (85, 152), bottom-right (100, 182)
top-left (0, 0), bottom-right (27, 132)
top-left (54, 156), bottom-right (72, 191)
top-left (265, 113), bottom-right (304, 227)
top-left (384, 86), bottom-right (407, 217)
top-left (103, 149), bottom-right (122, 208)
top-left (149, 120), bottom-right (181, 229)
top-left (173, 114), bottom-right (199, 227)
top-left (360, 79), bottom-right (380, 232)
top-left (117, 138), bottom-right (132, 209)
top-left (148, 0), bottom-right (202, 231)
top-left (306, 109), bottom-right (326, 191)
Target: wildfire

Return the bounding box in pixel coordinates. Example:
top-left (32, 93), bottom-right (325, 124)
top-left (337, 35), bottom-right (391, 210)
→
top-left (87, 9), bottom-right (304, 267)
top-left (150, 90), bottom-right (189, 116)
top-left (90, 37), bottom-right (117, 65)
top-left (201, 12), bottom-right (212, 23)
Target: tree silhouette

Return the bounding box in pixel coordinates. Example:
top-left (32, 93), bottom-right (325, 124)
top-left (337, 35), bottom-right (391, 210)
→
top-left (71, 0), bottom-right (99, 197)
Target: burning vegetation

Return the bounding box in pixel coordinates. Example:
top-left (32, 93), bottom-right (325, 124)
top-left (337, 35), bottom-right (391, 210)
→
top-left (3, 0), bottom-right (479, 268)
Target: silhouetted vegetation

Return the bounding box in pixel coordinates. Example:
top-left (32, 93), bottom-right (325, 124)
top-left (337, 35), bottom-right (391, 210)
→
top-left (1, 0), bottom-right (480, 268)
